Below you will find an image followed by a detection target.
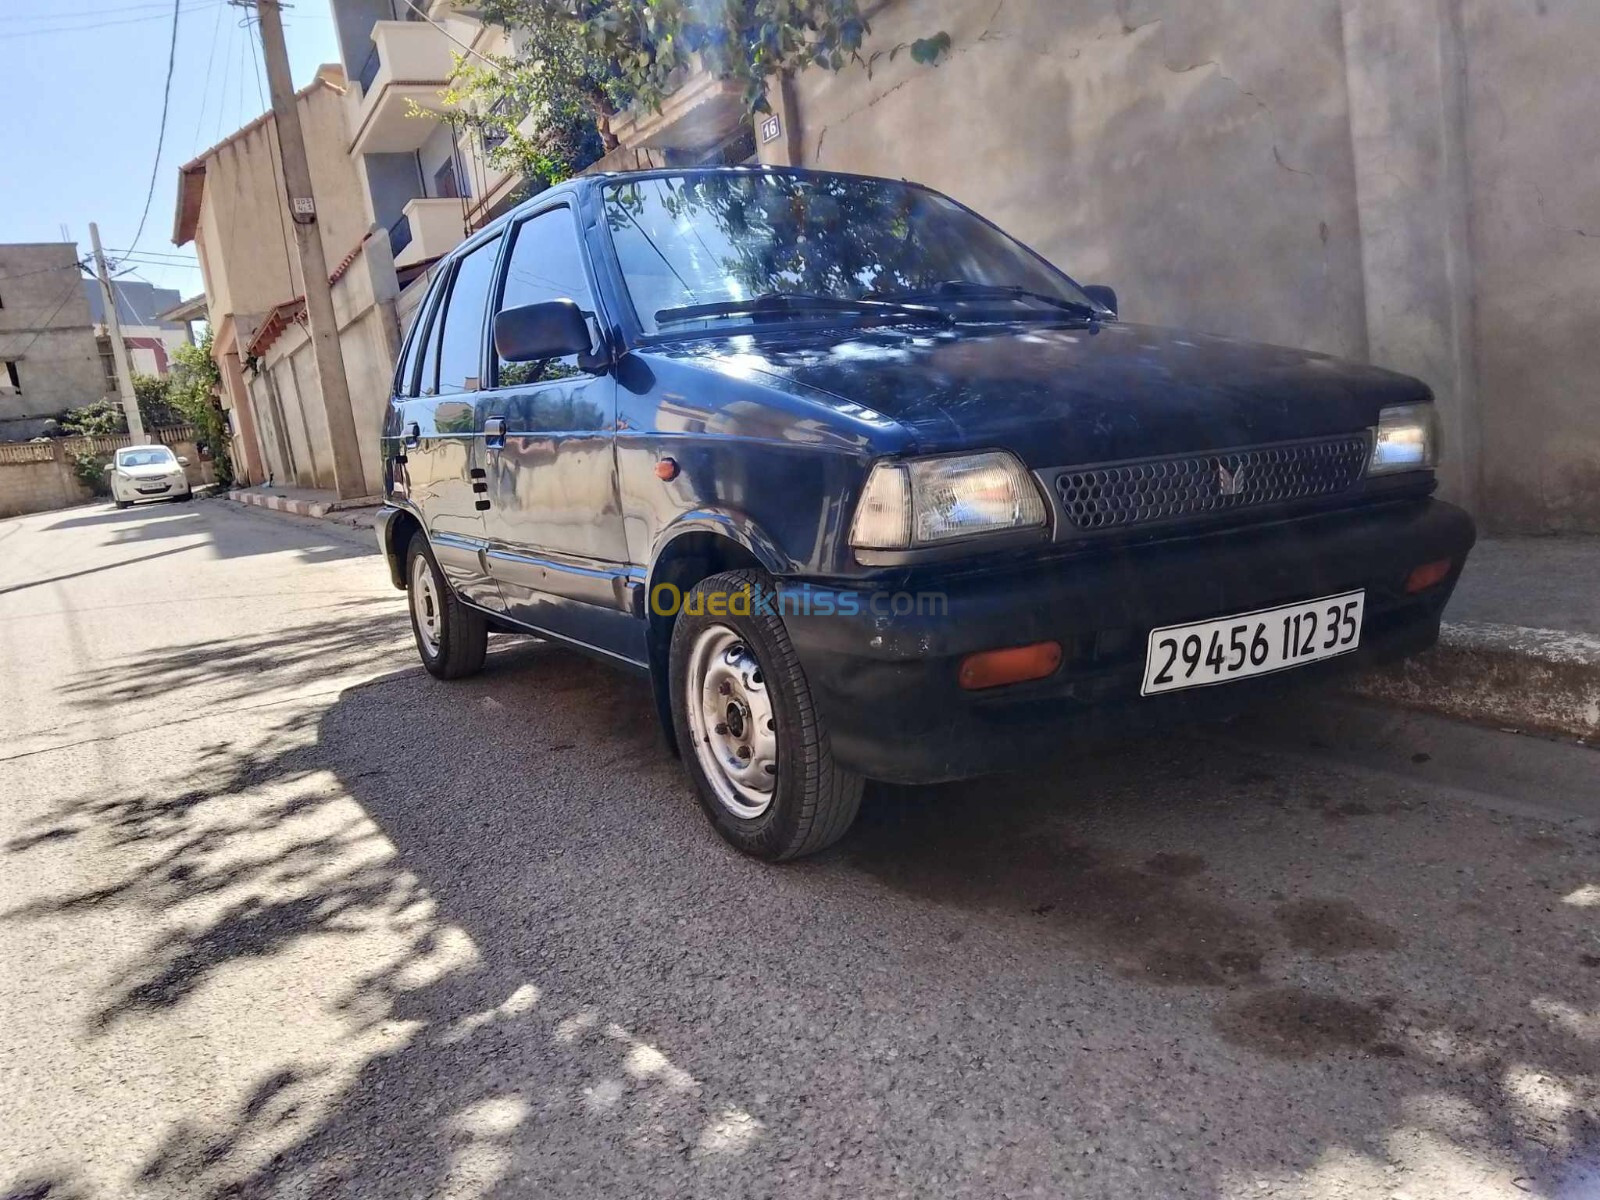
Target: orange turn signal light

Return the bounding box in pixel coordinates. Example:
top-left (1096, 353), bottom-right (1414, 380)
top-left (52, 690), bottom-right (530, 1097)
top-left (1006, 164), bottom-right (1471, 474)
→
top-left (958, 641), bottom-right (1063, 691)
top-left (1405, 559), bottom-right (1453, 594)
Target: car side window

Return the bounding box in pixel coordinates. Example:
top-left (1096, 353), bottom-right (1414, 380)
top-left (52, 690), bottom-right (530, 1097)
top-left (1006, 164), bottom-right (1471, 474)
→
top-left (413, 276), bottom-right (446, 397)
top-left (394, 268), bottom-right (445, 398)
top-left (495, 207), bottom-right (594, 387)
top-left (435, 236), bottom-right (503, 396)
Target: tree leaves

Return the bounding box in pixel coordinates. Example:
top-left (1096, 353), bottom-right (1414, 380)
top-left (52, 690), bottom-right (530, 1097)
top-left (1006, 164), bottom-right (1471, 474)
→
top-left (442, 1), bottom-right (950, 188)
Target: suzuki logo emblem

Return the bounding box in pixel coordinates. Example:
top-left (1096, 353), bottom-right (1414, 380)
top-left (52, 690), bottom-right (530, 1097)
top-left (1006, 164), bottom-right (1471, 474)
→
top-left (1217, 462), bottom-right (1246, 496)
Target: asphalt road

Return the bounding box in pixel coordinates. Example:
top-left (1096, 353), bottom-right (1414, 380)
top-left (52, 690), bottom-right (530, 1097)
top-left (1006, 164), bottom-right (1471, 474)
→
top-left (2, 497), bottom-right (1598, 1200)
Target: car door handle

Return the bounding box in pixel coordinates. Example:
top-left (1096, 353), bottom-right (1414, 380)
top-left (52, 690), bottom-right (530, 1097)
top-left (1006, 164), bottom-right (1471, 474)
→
top-left (403, 421), bottom-right (420, 448)
top-left (483, 416), bottom-right (507, 449)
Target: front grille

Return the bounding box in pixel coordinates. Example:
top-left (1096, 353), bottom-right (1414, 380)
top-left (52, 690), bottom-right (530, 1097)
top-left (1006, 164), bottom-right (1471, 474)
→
top-left (1054, 435), bottom-right (1370, 532)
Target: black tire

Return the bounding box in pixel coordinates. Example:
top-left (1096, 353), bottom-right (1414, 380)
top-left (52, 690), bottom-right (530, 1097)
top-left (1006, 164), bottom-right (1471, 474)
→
top-left (405, 530), bottom-right (487, 680)
top-left (670, 569), bottom-right (863, 861)
top-left (115, 500), bottom-right (131, 510)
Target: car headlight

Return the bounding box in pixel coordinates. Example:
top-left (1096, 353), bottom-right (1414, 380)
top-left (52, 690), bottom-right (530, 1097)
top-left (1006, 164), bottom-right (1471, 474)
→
top-left (851, 451), bottom-right (1048, 550)
top-left (1369, 403), bottom-right (1438, 475)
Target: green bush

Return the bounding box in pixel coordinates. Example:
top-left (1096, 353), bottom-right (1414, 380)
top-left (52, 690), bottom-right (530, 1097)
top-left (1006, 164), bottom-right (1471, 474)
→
top-left (70, 449), bottom-right (110, 496)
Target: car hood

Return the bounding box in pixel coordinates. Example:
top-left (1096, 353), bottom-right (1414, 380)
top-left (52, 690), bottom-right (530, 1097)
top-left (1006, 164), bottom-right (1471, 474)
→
top-left (648, 321), bottom-right (1430, 467)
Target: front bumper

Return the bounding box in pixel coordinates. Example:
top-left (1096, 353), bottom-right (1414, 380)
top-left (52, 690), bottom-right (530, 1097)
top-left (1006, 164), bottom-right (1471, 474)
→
top-left (782, 498), bottom-right (1476, 784)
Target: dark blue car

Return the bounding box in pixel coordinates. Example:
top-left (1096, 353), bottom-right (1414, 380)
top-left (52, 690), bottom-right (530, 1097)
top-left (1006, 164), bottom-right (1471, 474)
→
top-left (375, 167), bottom-right (1475, 860)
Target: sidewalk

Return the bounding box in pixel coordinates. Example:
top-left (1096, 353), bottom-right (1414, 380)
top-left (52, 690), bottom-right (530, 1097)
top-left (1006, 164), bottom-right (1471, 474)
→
top-left (224, 484), bottom-right (382, 531)
top-left (217, 484), bottom-right (1598, 742)
top-left (1350, 535), bottom-right (1600, 742)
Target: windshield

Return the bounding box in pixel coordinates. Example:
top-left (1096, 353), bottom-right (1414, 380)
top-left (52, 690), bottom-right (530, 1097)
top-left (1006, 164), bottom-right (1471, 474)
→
top-left (601, 172), bottom-right (1093, 335)
top-left (117, 448), bottom-right (176, 468)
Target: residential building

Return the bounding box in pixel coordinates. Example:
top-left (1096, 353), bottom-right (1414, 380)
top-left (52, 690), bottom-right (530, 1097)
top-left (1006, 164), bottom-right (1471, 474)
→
top-left (84, 278), bottom-right (189, 382)
top-left (330, 0), bottom-right (528, 278)
top-left (0, 243), bottom-right (105, 440)
top-left (174, 63), bottom-right (396, 491)
top-left (329, 1), bottom-right (758, 278)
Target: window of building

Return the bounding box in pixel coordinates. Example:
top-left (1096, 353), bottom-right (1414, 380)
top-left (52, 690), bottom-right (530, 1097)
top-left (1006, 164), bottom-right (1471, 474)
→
top-left (493, 207), bottom-right (594, 387)
top-left (1, 360), bottom-right (20, 394)
top-left (434, 235), bottom-right (502, 395)
top-left (434, 158), bottom-right (463, 199)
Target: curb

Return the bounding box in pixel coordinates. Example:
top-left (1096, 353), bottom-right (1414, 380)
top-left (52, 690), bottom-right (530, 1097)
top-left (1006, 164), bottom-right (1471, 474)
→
top-left (213, 493), bottom-right (1600, 745)
top-left (224, 489), bottom-right (381, 531)
top-left (1347, 621), bottom-right (1600, 743)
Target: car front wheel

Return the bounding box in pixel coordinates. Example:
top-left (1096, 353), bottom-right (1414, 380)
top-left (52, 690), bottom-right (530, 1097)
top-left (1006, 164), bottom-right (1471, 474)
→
top-left (405, 530), bottom-right (486, 680)
top-left (670, 570), bottom-right (863, 861)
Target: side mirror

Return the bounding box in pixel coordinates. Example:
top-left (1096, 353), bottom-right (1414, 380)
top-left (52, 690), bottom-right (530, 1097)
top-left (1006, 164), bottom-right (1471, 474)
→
top-left (493, 300), bottom-right (593, 365)
top-left (177, 456), bottom-right (190, 467)
top-left (1082, 284), bottom-right (1118, 318)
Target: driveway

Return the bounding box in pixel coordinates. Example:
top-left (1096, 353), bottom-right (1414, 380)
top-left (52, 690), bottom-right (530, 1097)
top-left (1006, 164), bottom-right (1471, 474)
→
top-left (1, 498), bottom-right (1597, 1199)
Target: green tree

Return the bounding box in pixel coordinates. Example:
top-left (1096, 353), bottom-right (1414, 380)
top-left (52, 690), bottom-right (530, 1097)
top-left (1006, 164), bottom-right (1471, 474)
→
top-left (167, 329), bottom-right (233, 486)
top-left (428, 0), bottom-right (948, 187)
top-left (60, 372), bottom-right (181, 437)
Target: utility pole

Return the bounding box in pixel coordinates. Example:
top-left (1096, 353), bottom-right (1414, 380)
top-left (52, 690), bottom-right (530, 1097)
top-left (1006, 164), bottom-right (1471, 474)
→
top-left (89, 222), bottom-right (146, 444)
top-left (252, 0), bottom-right (367, 499)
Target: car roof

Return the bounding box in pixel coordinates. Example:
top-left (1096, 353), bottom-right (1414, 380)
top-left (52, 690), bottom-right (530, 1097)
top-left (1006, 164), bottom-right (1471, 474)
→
top-left (473, 165), bottom-right (932, 244)
top-left (118, 444), bottom-right (169, 453)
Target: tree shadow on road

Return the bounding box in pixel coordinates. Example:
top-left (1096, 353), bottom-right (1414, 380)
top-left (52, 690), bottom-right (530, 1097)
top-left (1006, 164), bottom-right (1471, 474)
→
top-left (6, 638), bottom-right (1600, 1198)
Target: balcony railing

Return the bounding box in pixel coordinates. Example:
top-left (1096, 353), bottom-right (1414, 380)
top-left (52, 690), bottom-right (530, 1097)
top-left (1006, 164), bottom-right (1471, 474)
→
top-left (387, 213), bottom-right (413, 258)
top-left (356, 43), bottom-right (382, 95)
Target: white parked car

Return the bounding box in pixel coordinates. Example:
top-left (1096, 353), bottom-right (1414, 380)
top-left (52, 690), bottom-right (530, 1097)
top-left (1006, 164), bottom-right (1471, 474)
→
top-left (108, 445), bottom-right (192, 509)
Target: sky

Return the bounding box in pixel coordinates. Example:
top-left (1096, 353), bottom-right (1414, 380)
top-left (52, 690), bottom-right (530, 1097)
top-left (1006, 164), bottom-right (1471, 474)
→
top-left (0, 0), bottom-right (342, 301)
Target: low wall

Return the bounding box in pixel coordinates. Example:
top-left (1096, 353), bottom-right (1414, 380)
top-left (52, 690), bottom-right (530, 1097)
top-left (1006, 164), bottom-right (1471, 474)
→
top-left (0, 427), bottom-right (215, 519)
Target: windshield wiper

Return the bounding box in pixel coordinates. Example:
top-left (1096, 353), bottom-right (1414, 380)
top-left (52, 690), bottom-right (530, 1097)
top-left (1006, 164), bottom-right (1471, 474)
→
top-left (655, 292), bottom-right (946, 327)
top-left (869, 280), bottom-right (1099, 318)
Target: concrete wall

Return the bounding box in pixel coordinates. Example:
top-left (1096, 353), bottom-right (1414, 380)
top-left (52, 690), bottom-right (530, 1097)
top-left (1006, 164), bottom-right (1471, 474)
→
top-left (763, 0), bottom-right (1600, 532)
top-left (0, 244), bottom-right (107, 432)
top-left (1460, 0), bottom-right (1600, 531)
top-left (191, 75), bottom-right (372, 329)
top-left (246, 235), bottom-right (401, 493)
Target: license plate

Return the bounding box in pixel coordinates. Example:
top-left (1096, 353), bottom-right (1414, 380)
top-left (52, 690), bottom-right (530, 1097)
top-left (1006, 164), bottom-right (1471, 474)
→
top-left (1141, 590), bottom-right (1365, 696)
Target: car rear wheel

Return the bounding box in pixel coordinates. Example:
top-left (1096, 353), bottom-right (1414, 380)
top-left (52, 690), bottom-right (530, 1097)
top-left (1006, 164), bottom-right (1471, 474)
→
top-left (406, 530), bottom-right (486, 680)
top-left (670, 570), bottom-right (863, 861)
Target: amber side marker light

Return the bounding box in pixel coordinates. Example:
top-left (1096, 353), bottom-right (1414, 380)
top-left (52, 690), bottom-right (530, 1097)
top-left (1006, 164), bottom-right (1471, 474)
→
top-left (959, 641), bottom-right (1063, 691)
top-left (1405, 559), bottom-right (1453, 594)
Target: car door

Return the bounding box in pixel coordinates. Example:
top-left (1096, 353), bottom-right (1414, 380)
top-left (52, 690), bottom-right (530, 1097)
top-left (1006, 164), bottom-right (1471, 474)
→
top-left (396, 235), bottom-right (506, 614)
top-left (475, 203), bottom-right (640, 661)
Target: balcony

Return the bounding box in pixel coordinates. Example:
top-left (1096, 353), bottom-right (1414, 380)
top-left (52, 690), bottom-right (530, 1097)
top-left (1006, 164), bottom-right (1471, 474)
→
top-left (347, 21), bottom-right (456, 156)
top-left (608, 66), bottom-right (747, 154)
top-left (391, 196), bottom-right (468, 270)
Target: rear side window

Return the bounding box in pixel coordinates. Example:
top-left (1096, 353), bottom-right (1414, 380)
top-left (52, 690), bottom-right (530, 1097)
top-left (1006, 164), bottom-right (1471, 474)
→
top-left (494, 207), bottom-right (594, 386)
top-left (435, 236), bottom-right (502, 396)
top-left (394, 268), bottom-right (447, 397)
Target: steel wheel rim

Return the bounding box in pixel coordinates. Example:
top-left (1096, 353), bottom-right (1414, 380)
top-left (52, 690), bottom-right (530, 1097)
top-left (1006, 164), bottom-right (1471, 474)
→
top-left (411, 554), bottom-right (442, 658)
top-left (686, 624), bottom-right (779, 819)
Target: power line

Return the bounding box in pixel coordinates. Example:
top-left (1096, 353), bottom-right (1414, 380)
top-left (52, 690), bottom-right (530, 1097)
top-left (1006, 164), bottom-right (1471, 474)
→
top-left (0, 1), bottom-right (215, 39)
top-left (124, 0), bottom-right (184, 257)
top-left (105, 248), bottom-right (201, 261)
top-left (211, 14), bottom-right (236, 145)
top-left (0, 270), bottom-right (93, 364)
top-left (0, 0), bottom-right (200, 20)
top-left (190, 0), bottom-right (226, 151)
top-left (0, 260), bottom-right (91, 284)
